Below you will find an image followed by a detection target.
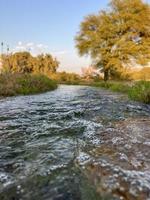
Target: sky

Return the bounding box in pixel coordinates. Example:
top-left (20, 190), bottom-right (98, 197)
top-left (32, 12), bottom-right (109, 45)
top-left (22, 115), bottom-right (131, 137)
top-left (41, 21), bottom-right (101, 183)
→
top-left (0, 0), bottom-right (150, 73)
top-left (0, 0), bottom-right (110, 73)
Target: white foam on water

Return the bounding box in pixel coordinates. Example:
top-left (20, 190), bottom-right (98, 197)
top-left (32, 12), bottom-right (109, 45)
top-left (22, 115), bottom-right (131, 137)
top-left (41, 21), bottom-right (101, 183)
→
top-left (76, 152), bottom-right (91, 166)
top-left (0, 172), bottom-right (15, 188)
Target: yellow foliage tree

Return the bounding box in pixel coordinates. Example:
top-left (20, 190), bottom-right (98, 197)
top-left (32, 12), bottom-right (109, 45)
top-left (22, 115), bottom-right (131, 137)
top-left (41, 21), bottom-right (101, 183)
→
top-left (76, 0), bottom-right (150, 81)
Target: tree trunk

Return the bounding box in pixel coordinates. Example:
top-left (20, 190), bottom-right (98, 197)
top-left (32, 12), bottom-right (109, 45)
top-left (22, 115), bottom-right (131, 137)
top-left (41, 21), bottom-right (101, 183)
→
top-left (104, 69), bottom-right (109, 82)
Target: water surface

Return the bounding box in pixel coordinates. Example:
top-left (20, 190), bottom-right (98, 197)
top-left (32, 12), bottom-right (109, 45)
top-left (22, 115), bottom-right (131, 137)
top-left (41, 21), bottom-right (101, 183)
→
top-left (0, 85), bottom-right (150, 200)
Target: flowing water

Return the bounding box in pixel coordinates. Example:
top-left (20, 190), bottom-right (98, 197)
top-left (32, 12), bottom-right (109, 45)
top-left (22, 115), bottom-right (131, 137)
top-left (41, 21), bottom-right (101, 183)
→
top-left (0, 85), bottom-right (150, 200)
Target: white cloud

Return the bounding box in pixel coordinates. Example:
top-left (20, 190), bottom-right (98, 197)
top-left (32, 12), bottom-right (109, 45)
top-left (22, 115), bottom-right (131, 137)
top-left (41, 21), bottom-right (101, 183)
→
top-left (26, 42), bottom-right (34, 47)
top-left (36, 44), bottom-right (43, 48)
top-left (13, 42), bottom-right (49, 55)
top-left (36, 44), bottom-right (48, 49)
top-left (16, 46), bottom-right (26, 50)
top-left (18, 41), bottom-right (22, 46)
top-left (52, 50), bottom-right (68, 55)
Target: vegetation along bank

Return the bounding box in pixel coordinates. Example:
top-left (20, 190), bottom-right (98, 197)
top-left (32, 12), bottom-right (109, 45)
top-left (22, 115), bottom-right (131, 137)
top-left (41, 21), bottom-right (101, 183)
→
top-left (92, 81), bottom-right (150, 104)
top-left (0, 73), bottom-right (57, 97)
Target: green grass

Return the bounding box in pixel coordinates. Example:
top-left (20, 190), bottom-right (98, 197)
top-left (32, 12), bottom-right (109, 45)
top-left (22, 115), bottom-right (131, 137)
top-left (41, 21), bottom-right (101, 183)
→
top-left (0, 73), bottom-right (57, 97)
top-left (92, 81), bottom-right (130, 93)
top-left (128, 81), bottom-right (150, 104)
top-left (91, 81), bottom-right (150, 104)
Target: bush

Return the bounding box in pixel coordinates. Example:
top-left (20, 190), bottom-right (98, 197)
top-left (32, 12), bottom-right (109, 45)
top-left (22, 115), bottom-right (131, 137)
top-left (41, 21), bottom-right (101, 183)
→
top-left (92, 81), bottom-right (130, 93)
top-left (92, 80), bottom-right (150, 104)
top-left (50, 71), bottom-right (81, 85)
top-left (0, 73), bottom-right (57, 97)
top-left (128, 81), bottom-right (150, 104)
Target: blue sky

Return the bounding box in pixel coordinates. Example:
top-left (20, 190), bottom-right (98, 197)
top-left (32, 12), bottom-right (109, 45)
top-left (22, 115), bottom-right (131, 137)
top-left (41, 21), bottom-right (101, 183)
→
top-left (0, 0), bottom-right (149, 73)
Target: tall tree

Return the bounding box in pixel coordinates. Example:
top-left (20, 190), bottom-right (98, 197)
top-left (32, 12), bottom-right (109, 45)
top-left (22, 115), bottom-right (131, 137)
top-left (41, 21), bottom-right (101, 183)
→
top-left (75, 0), bottom-right (150, 81)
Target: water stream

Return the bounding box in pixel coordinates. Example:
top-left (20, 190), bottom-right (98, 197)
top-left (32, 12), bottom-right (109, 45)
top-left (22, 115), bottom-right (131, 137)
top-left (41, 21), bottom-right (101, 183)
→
top-left (0, 85), bottom-right (150, 200)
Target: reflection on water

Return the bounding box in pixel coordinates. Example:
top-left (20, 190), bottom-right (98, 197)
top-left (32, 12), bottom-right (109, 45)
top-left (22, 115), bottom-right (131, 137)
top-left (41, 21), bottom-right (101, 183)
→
top-left (0, 85), bottom-right (150, 199)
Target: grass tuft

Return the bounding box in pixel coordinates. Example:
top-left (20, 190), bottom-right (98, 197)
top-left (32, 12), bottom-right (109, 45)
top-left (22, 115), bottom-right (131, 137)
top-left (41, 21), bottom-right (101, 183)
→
top-left (0, 73), bottom-right (57, 97)
top-left (92, 81), bottom-right (150, 104)
top-left (128, 81), bottom-right (150, 104)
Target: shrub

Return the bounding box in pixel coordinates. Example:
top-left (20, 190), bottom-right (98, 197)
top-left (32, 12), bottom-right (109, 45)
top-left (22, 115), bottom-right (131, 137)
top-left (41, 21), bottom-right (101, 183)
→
top-left (0, 73), bottom-right (57, 97)
top-left (128, 81), bottom-right (150, 103)
top-left (92, 80), bottom-right (150, 104)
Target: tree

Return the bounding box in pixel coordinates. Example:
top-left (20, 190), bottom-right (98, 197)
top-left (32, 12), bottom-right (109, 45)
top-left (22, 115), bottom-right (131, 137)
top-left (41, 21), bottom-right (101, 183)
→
top-left (36, 54), bottom-right (46, 73)
top-left (140, 67), bottom-right (150, 80)
top-left (131, 67), bottom-right (150, 80)
top-left (75, 0), bottom-right (150, 81)
top-left (36, 54), bottom-right (59, 74)
top-left (43, 54), bottom-right (59, 74)
top-left (1, 52), bottom-right (59, 75)
top-left (2, 52), bottom-right (34, 73)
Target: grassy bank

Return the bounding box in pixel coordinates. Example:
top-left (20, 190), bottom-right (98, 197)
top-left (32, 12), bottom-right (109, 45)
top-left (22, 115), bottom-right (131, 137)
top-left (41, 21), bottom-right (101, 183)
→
top-left (0, 73), bottom-right (57, 97)
top-left (92, 81), bottom-right (150, 104)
